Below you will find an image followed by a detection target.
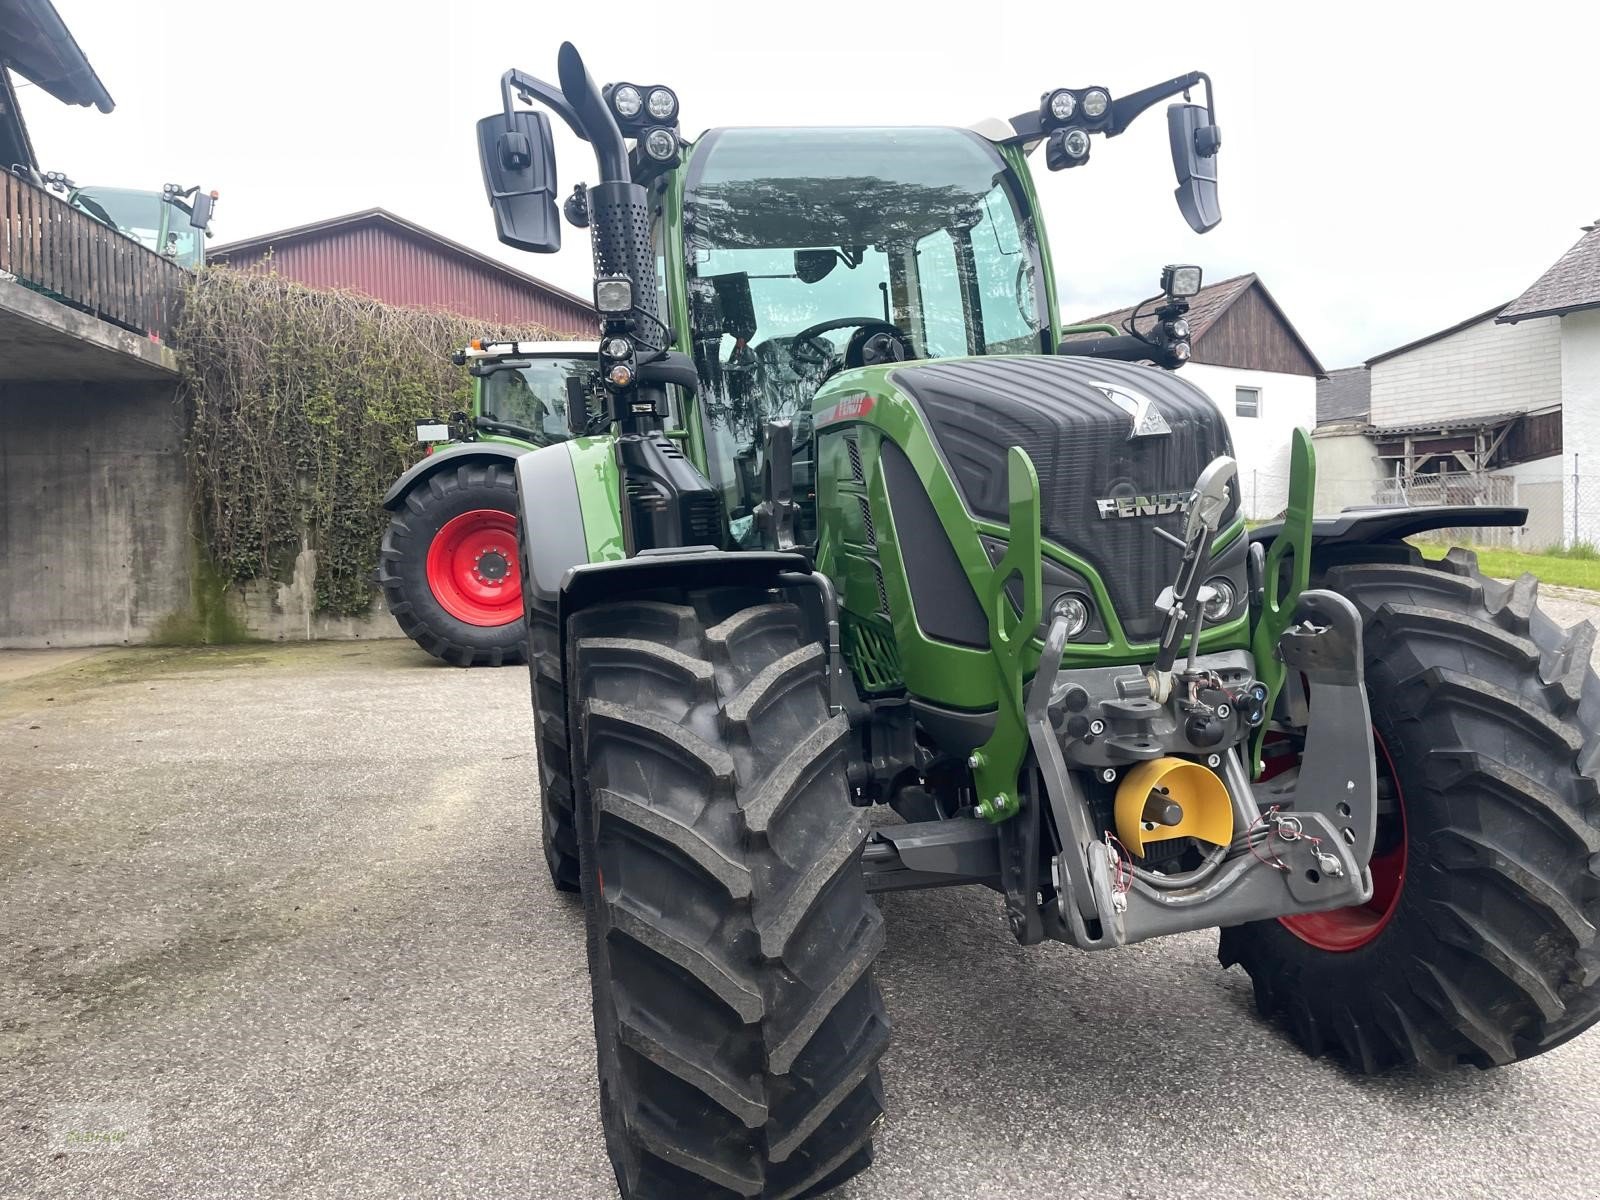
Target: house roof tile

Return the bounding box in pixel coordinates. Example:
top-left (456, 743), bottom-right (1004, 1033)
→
top-left (1499, 222), bottom-right (1600, 323)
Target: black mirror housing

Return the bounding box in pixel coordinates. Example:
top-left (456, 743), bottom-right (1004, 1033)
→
top-left (1167, 103), bottom-right (1221, 234)
top-left (187, 190), bottom-right (215, 232)
top-left (477, 109), bottom-right (561, 253)
top-left (794, 249), bottom-right (838, 285)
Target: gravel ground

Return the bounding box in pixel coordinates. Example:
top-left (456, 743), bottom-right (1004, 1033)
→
top-left (4, 618), bottom-right (1600, 1200)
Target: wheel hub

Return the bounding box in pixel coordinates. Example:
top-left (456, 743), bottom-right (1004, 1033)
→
top-left (424, 509), bottom-right (522, 627)
top-left (1277, 728), bottom-right (1408, 952)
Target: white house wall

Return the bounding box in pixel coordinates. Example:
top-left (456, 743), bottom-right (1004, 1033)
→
top-left (1176, 362), bottom-right (1318, 519)
top-left (1369, 314), bottom-right (1561, 427)
top-left (1563, 310), bottom-right (1600, 545)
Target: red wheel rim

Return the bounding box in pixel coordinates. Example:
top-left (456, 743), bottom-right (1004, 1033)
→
top-left (1277, 729), bottom-right (1408, 952)
top-left (424, 509), bottom-right (522, 627)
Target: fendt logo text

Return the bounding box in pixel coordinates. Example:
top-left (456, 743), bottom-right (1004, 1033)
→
top-left (1095, 491), bottom-right (1192, 519)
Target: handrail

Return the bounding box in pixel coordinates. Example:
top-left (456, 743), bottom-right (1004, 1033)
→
top-left (0, 169), bottom-right (189, 343)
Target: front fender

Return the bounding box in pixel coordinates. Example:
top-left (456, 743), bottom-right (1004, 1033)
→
top-left (1251, 504), bottom-right (1528, 550)
top-left (514, 438), bottom-right (625, 602)
top-left (382, 442), bottom-right (531, 510)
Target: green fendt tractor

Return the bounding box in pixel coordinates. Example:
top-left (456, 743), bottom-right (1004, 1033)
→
top-left (42, 172), bottom-right (218, 268)
top-left (478, 44), bottom-right (1600, 1199)
top-left (379, 339), bottom-right (596, 665)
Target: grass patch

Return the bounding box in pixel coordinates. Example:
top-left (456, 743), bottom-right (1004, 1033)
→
top-left (1415, 543), bottom-right (1600, 590)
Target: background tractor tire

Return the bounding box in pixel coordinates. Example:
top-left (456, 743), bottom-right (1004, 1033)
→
top-left (1220, 546), bottom-right (1600, 1072)
top-left (568, 589), bottom-right (889, 1199)
top-left (378, 461), bottom-right (526, 667)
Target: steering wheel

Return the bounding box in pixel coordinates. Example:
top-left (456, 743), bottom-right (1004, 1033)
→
top-left (787, 317), bottom-right (912, 375)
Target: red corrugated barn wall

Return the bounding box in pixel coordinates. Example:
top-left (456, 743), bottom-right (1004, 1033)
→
top-left (208, 210), bottom-right (594, 337)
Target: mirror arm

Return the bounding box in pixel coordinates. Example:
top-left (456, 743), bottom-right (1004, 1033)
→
top-left (501, 69), bottom-right (587, 145)
top-left (501, 62), bottom-right (629, 183)
top-left (1107, 71), bottom-right (1212, 136)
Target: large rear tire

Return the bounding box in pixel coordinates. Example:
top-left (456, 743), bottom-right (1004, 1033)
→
top-left (1220, 547), bottom-right (1600, 1071)
top-left (378, 462), bottom-right (526, 667)
top-left (568, 590), bottom-right (889, 1198)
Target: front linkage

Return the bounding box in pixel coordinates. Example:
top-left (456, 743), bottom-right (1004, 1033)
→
top-left (906, 430), bottom-right (1377, 949)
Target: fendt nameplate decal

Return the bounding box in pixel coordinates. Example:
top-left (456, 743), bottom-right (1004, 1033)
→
top-left (1095, 492), bottom-right (1192, 519)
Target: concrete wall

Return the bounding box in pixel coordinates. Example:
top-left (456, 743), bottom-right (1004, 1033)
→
top-left (1503, 453), bottom-right (1566, 550)
top-left (1178, 362), bottom-right (1318, 519)
top-left (0, 381), bottom-right (193, 648)
top-left (1369, 314), bottom-right (1562, 427)
top-left (0, 380), bottom-right (399, 649)
top-left (1309, 427), bottom-right (1383, 513)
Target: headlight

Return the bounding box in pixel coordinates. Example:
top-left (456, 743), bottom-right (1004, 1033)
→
top-left (1202, 577), bottom-right (1236, 622)
top-left (602, 336), bottom-right (632, 359)
top-left (611, 85), bottom-right (642, 119)
top-left (643, 127), bottom-right (678, 161)
top-left (1048, 89), bottom-right (1076, 121)
top-left (1050, 592), bottom-right (1092, 638)
top-left (594, 277), bottom-right (633, 313)
top-left (1165, 317), bottom-right (1190, 340)
top-left (1082, 88), bottom-right (1110, 118)
top-left (646, 87), bottom-right (677, 121)
top-left (1061, 128), bottom-right (1090, 159)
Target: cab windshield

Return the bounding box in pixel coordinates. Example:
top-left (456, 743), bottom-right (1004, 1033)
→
top-left (478, 357), bottom-right (592, 441)
top-left (74, 187), bottom-right (204, 269)
top-left (681, 126), bottom-right (1045, 520)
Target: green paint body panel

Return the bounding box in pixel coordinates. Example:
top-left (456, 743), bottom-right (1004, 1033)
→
top-left (1250, 427), bottom-right (1316, 772)
top-left (972, 448), bottom-right (1044, 822)
top-left (811, 362), bottom-right (1250, 715)
top-left (564, 435), bottom-right (628, 563)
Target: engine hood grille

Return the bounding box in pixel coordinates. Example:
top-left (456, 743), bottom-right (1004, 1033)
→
top-left (890, 355), bottom-right (1238, 642)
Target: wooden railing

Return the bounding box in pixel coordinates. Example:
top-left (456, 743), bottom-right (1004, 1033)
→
top-left (0, 170), bottom-right (188, 343)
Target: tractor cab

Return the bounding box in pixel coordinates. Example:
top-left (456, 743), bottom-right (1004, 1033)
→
top-left (682, 126), bottom-right (1047, 526)
top-left (55, 180), bottom-right (218, 269)
top-left (449, 338), bottom-right (599, 444)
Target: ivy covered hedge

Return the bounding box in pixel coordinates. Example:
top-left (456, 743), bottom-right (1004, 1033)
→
top-left (177, 269), bottom-right (557, 617)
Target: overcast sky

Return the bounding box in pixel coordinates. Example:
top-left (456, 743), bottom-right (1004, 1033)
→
top-left (16, 0), bottom-right (1599, 367)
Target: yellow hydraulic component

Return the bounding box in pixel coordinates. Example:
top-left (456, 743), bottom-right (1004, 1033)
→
top-left (1114, 757), bottom-right (1235, 858)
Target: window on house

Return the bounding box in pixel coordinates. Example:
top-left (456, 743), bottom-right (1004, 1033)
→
top-left (1235, 386), bottom-right (1261, 418)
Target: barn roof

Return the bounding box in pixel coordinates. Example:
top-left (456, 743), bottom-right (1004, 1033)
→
top-left (208, 208), bottom-right (593, 315)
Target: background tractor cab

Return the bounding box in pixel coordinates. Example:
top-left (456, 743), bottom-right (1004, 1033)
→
top-left (380, 340), bottom-right (599, 667)
top-left (42, 172), bottom-right (218, 269)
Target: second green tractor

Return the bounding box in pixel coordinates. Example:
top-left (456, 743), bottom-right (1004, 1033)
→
top-left (476, 43), bottom-right (1600, 1199)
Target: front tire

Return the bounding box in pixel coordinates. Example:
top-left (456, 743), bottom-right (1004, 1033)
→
top-left (1221, 547), bottom-right (1600, 1071)
top-left (569, 591), bottom-right (889, 1198)
top-left (379, 462), bottom-right (526, 667)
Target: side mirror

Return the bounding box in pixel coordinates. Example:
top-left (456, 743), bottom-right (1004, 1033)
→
top-left (794, 249), bottom-right (838, 284)
top-left (477, 109), bottom-right (561, 253)
top-left (188, 190), bottom-right (216, 232)
top-left (1167, 103), bottom-right (1221, 234)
